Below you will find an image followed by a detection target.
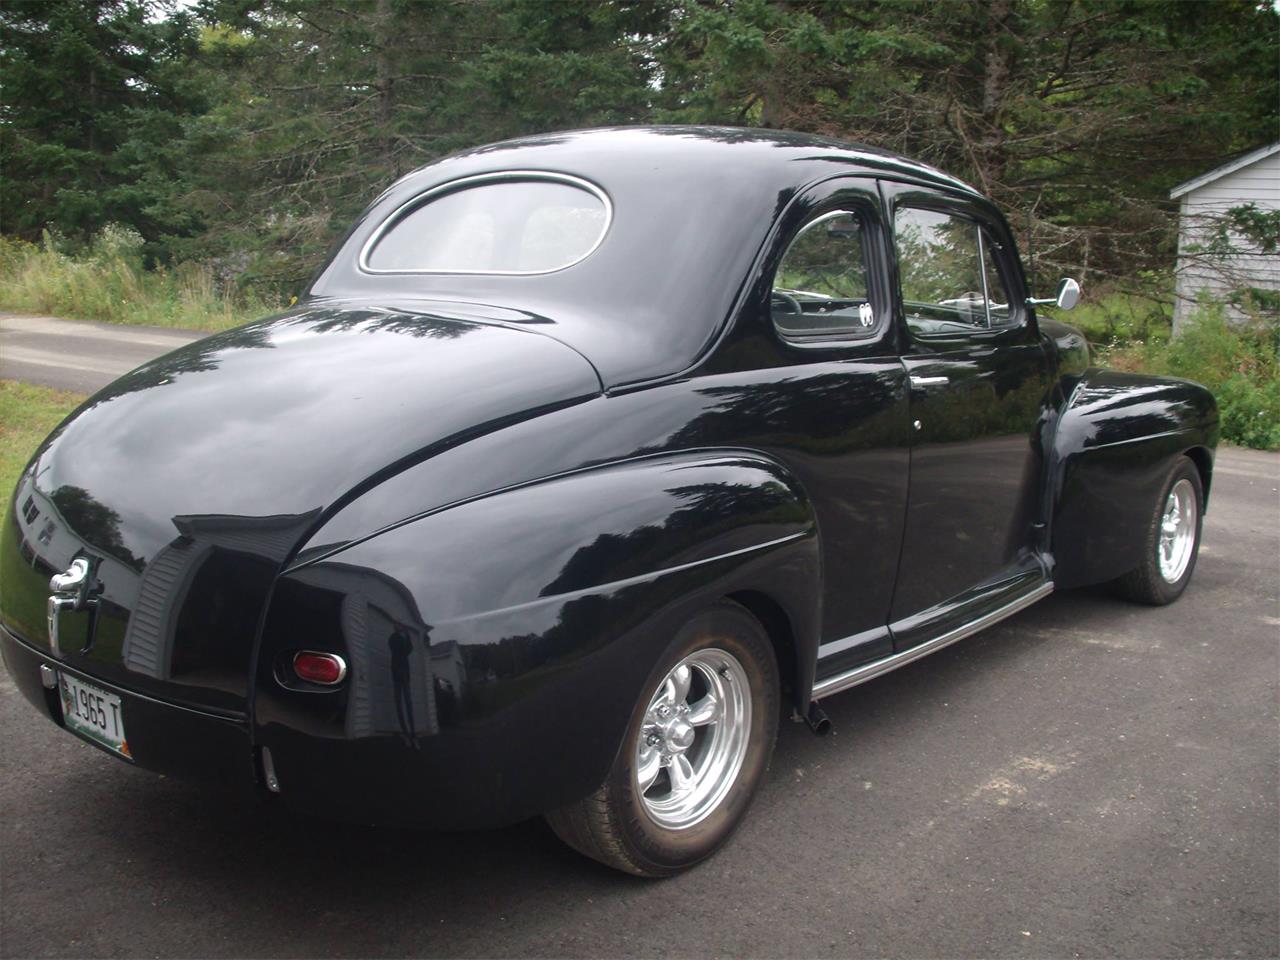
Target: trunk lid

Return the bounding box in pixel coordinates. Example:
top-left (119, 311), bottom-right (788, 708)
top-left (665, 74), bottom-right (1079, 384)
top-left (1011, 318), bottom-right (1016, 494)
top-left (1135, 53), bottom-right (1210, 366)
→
top-left (0, 304), bottom-right (600, 714)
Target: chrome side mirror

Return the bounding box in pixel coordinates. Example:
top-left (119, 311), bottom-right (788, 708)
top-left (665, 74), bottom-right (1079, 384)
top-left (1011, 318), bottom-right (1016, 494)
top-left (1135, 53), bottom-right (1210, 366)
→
top-left (1027, 277), bottom-right (1081, 311)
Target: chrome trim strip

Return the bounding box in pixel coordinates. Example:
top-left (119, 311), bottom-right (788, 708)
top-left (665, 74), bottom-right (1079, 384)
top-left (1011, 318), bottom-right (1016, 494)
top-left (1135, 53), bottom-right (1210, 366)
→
top-left (817, 624), bottom-right (889, 659)
top-left (358, 170), bottom-right (613, 276)
top-left (811, 581), bottom-right (1053, 701)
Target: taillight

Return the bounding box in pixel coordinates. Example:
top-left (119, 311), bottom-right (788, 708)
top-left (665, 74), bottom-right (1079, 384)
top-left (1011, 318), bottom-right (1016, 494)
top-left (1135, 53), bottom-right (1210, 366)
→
top-left (292, 651), bottom-right (347, 685)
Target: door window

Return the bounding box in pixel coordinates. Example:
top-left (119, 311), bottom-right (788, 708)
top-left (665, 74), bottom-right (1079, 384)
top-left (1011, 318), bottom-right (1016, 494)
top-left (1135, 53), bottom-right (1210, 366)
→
top-left (771, 211), bottom-right (875, 338)
top-left (894, 207), bottom-right (1012, 334)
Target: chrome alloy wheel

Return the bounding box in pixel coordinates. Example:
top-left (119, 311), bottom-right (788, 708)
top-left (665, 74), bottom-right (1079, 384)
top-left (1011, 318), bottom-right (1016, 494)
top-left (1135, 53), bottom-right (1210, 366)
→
top-left (634, 648), bottom-right (751, 830)
top-left (1158, 477), bottom-right (1197, 583)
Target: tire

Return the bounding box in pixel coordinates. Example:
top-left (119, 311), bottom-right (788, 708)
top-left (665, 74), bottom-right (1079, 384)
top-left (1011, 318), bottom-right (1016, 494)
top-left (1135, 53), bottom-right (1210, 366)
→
top-left (1111, 456), bottom-right (1204, 605)
top-left (545, 600), bottom-right (780, 877)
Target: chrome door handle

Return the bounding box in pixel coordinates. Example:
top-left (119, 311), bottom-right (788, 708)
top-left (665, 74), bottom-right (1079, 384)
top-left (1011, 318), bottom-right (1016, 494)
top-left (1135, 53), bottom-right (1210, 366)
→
top-left (909, 375), bottom-right (950, 388)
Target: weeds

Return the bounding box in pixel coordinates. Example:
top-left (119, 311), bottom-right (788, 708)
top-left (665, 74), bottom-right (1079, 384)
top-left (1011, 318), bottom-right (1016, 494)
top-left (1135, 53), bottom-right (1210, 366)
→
top-left (0, 227), bottom-right (280, 332)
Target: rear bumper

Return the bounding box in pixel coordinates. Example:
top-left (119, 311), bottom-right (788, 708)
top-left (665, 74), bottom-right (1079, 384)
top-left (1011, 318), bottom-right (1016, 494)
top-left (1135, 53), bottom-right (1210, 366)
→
top-left (4, 621), bottom-right (599, 830)
top-left (1, 624), bottom-right (256, 788)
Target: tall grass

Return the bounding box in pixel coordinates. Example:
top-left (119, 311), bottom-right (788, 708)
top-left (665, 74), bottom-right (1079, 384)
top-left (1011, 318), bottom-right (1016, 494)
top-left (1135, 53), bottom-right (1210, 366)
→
top-left (0, 227), bottom-right (281, 331)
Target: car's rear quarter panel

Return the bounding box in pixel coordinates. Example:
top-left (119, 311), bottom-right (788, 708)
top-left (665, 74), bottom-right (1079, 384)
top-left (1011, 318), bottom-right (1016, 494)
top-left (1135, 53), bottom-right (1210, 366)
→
top-left (255, 453), bottom-right (819, 827)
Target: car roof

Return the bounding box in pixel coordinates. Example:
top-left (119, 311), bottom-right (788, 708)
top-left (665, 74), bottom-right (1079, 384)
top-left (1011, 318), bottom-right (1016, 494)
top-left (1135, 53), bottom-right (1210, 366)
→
top-left (436, 126), bottom-right (980, 197)
top-left (310, 126), bottom-right (984, 387)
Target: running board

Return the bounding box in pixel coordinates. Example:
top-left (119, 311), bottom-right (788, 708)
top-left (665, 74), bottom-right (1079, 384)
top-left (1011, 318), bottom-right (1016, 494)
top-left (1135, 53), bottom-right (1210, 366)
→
top-left (811, 581), bottom-right (1054, 701)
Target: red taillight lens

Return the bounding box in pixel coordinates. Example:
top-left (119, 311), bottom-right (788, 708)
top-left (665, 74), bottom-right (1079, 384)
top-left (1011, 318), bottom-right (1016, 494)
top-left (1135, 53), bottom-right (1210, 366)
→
top-left (292, 651), bottom-right (347, 685)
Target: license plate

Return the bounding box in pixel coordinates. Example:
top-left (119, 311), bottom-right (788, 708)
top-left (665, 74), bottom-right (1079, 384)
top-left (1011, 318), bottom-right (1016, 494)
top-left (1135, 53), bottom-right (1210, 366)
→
top-left (58, 673), bottom-right (131, 759)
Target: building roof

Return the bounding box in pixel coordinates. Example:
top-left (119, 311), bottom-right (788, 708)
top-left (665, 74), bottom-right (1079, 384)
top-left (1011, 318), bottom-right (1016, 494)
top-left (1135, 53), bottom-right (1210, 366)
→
top-left (1170, 142), bottom-right (1280, 200)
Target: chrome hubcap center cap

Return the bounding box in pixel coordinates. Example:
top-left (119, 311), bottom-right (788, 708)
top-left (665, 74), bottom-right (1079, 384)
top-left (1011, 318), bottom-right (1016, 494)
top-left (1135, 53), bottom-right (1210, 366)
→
top-left (644, 705), bottom-right (696, 760)
top-left (665, 718), bottom-right (695, 753)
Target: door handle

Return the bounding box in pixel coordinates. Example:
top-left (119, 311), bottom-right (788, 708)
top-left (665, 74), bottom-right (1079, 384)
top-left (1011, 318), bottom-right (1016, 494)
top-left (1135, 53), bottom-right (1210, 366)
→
top-left (909, 375), bottom-right (950, 388)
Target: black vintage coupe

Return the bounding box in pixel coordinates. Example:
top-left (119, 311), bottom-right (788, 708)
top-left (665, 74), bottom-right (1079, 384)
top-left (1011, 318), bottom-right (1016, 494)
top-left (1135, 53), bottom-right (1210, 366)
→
top-left (1, 128), bottom-right (1216, 876)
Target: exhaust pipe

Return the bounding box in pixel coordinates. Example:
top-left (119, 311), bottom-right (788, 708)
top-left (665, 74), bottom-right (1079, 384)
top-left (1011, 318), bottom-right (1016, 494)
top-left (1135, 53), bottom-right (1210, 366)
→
top-left (804, 702), bottom-right (832, 736)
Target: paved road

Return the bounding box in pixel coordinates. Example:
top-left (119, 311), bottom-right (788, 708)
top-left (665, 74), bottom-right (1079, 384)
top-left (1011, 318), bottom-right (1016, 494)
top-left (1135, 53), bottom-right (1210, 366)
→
top-left (0, 314), bottom-right (204, 394)
top-left (0, 320), bottom-right (1276, 957)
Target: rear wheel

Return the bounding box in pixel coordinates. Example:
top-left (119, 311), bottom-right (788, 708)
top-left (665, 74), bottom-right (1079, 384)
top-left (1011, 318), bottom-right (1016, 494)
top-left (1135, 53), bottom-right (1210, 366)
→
top-left (1112, 456), bottom-right (1204, 605)
top-left (545, 601), bottom-right (779, 876)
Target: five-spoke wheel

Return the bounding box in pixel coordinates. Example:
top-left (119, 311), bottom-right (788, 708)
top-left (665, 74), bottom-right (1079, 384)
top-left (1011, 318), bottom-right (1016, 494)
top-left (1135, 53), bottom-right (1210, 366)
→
top-left (545, 601), bottom-right (779, 876)
top-left (634, 649), bottom-right (751, 830)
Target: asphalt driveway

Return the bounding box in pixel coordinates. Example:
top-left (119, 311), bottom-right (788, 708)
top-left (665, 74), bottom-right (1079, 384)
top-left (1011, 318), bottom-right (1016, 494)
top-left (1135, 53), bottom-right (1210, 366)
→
top-left (0, 314), bottom-right (203, 394)
top-left (0, 318), bottom-right (1276, 958)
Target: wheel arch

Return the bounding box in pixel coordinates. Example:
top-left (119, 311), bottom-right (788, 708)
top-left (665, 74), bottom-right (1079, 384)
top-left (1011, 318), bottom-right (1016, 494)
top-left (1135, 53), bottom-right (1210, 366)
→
top-left (726, 588), bottom-right (805, 716)
top-left (1183, 444), bottom-right (1214, 508)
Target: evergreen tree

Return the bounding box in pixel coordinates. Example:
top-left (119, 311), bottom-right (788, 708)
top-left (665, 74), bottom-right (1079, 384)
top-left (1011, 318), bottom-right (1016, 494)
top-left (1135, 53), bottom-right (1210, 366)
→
top-left (0, 0), bottom-right (206, 253)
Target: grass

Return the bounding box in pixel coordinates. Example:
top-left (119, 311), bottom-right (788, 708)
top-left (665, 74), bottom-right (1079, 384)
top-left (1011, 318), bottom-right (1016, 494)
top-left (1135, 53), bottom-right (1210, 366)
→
top-left (0, 380), bottom-right (86, 503)
top-left (0, 381), bottom-right (89, 645)
top-left (0, 229), bottom-right (280, 332)
top-left (1064, 290), bottom-right (1172, 347)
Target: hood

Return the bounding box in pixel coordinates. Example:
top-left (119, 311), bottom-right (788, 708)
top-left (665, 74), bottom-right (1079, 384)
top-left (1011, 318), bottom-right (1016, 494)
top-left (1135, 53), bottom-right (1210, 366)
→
top-left (0, 305), bottom-right (601, 713)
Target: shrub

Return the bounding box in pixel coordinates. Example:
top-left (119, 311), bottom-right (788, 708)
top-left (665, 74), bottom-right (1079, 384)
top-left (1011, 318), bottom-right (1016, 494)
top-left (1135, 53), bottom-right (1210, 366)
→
top-left (1067, 288), bottom-right (1172, 347)
top-left (1160, 304), bottom-right (1280, 450)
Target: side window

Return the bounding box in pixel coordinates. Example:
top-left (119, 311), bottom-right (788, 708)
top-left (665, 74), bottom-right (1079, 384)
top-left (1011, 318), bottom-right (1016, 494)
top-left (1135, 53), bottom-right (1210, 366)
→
top-left (894, 207), bottom-right (987, 333)
top-left (771, 211), bottom-right (874, 339)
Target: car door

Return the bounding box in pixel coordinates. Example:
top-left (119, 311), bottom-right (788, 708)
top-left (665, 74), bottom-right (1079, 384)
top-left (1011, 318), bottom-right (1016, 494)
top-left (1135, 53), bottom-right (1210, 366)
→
top-left (706, 176), bottom-right (913, 676)
top-left (881, 182), bottom-right (1051, 649)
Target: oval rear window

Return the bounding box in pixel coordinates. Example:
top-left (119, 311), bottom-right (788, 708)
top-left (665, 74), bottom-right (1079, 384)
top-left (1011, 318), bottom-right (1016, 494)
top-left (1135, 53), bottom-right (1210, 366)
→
top-left (362, 173), bottom-right (610, 274)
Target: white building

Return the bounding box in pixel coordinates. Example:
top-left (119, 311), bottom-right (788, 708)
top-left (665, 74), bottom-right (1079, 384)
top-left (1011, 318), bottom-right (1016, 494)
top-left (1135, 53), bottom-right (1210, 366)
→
top-left (1170, 142), bottom-right (1280, 334)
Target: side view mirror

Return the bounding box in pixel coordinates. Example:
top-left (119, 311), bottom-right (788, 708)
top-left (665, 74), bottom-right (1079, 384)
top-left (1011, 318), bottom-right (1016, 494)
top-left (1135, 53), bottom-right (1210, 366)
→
top-left (1027, 277), bottom-right (1081, 311)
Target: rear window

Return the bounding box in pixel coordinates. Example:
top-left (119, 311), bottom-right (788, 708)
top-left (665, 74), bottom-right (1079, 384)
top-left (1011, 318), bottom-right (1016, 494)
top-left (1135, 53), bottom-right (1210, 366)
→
top-left (362, 174), bottom-right (610, 274)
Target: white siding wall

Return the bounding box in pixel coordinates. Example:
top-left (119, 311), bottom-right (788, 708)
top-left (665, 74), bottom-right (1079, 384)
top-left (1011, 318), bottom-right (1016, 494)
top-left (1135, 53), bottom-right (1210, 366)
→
top-left (1173, 151), bottom-right (1280, 333)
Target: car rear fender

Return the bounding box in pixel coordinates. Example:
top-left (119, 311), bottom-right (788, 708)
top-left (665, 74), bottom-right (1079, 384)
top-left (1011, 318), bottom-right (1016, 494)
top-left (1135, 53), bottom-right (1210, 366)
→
top-left (251, 451), bottom-right (820, 827)
top-left (1045, 368), bottom-right (1218, 589)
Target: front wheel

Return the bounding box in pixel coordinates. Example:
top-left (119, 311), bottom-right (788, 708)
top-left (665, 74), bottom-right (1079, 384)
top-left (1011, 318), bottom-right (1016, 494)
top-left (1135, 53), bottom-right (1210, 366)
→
top-left (545, 601), bottom-right (779, 876)
top-left (1111, 456), bottom-right (1205, 605)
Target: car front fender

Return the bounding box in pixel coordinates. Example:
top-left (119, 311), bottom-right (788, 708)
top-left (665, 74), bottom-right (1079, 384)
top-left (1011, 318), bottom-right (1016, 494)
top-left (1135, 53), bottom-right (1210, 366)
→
top-left (1047, 368), bottom-right (1218, 589)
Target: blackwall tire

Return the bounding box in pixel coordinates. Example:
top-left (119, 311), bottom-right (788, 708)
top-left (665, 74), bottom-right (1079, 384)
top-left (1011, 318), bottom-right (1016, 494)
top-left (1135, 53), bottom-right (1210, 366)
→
top-left (545, 600), bottom-right (780, 876)
top-left (1111, 456), bottom-right (1204, 606)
